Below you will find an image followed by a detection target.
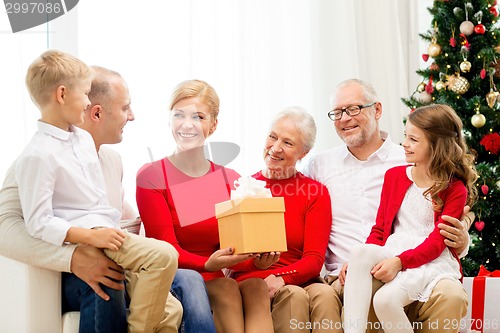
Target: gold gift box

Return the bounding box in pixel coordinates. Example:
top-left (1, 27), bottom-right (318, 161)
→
top-left (216, 197), bottom-right (287, 254)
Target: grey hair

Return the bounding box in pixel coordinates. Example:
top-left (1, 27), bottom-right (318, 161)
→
top-left (330, 79), bottom-right (379, 106)
top-left (270, 106), bottom-right (317, 152)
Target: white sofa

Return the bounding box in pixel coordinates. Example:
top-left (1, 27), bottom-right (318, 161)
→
top-left (0, 220), bottom-right (141, 333)
top-left (0, 254), bottom-right (79, 333)
top-left (0, 256), bottom-right (480, 333)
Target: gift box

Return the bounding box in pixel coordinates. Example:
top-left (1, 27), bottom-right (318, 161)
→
top-left (216, 197), bottom-right (287, 254)
top-left (461, 266), bottom-right (500, 333)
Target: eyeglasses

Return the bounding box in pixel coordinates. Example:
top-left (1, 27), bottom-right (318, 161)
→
top-left (327, 102), bottom-right (376, 121)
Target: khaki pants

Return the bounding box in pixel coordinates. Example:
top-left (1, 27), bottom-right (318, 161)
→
top-left (271, 282), bottom-right (340, 333)
top-left (104, 232), bottom-right (180, 333)
top-left (323, 275), bottom-right (468, 333)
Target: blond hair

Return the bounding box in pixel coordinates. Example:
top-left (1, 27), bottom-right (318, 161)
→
top-left (25, 49), bottom-right (93, 107)
top-left (169, 79), bottom-right (220, 120)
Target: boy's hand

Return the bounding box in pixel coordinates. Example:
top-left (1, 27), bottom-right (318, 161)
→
top-left (91, 228), bottom-right (126, 250)
top-left (253, 252), bottom-right (281, 270)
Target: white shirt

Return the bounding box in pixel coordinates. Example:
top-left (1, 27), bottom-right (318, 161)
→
top-left (0, 144), bottom-right (129, 273)
top-left (15, 121), bottom-right (121, 246)
top-left (99, 145), bottom-right (126, 213)
top-left (303, 131), bottom-right (405, 275)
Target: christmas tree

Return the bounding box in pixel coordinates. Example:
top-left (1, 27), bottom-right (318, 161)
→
top-left (402, 0), bottom-right (500, 276)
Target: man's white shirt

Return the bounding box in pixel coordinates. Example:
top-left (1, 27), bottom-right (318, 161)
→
top-left (303, 131), bottom-right (405, 276)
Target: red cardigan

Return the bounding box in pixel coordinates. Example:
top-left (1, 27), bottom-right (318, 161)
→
top-left (366, 165), bottom-right (466, 274)
top-left (231, 171), bottom-right (332, 286)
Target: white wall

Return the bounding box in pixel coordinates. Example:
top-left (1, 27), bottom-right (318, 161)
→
top-left (0, 0), bottom-right (434, 211)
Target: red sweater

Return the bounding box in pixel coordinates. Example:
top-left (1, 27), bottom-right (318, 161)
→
top-left (136, 158), bottom-right (240, 281)
top-left (231, 171), bottom-right (332, 286)
top-left (366, 165), bottom-right (466, 274)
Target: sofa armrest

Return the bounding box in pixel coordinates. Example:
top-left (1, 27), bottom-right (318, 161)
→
top-left (0, 255), bottom-right (62, 333)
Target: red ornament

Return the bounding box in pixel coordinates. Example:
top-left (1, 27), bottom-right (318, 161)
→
top-left (425, 76), bottom-right (434, 94)
top-left (450, 37), bottom-right (457, 47)
top-left (480, 68), bottom-right (487, 79)
top-left (480, 132), bottom-right (500, 155)
top-left (474, 24), bottom-right (486, 34)
top-left (481, 184), bottom-right (489, 195)
top-left (475, 221), bottom-right (485, 232)
top-left (490, 6), bottom-right (499, 17)
top-left (422, 54), bottom-right (429, 62)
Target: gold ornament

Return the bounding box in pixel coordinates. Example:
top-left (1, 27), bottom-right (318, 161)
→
top-left (428, 41), bottom-right (442, 58)
top-left (417, 82), bottom-right (426, 93)
top-left (446, 74), bottom-right (456, 87)
top-left (495, 45), bottom-right (500, 53)
top-left (436, 81), bottom-right (446, 91)
top-left (448, 75), bottom-right (470, 94)
top-left (460, 60), bottom-right (472, 73)
top-left (486, 90), bottom-right (499, 108)
top-left (471, 113), bottom-right (486, 128)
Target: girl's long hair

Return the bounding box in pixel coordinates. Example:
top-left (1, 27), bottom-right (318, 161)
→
top-left (408, 104), bottom-right (478, 211)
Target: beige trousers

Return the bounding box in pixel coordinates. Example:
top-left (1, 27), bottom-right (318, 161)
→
top-left (271, 282), bottom-right (340, 333)
top-left (271, 277), bottom-right (467, 333)
top-left (104, 232), bottom-right (180, 333)
top-left (322, 276), bottom-right (468, 333)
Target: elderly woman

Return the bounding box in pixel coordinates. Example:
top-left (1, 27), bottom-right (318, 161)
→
top-left (230, 107), bottom-right (335, 333)
top-left (136, 79), bottom-right (274, 333)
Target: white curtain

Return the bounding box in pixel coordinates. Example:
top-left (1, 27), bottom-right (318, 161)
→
top-left (0, 0), bottom-right (429, 210)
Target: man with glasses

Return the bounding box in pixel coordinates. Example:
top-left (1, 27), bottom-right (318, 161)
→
top-left (327, 102), bottom-right (376, 122)
top-left (302, 79), bottom-right (471, 333)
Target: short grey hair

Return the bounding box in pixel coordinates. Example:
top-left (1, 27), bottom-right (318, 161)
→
top-left (270, 106), bottom-right (317, 152)
top-left (330, 79), bottom-right (379, 106)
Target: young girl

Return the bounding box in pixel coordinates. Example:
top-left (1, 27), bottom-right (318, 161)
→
top-left (343, 104), bottom-right (477, 333)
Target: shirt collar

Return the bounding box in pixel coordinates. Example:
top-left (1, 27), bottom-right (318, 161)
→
top-left (341, 130), bottom-right (394, 162)
top-left (373, 131), bottom-right (393, 161)
top-left (37, 120), bottom-right (76, 141)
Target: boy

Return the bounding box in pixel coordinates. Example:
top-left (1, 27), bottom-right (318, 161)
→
top-left (16, 49), bottom-right (178, 333)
